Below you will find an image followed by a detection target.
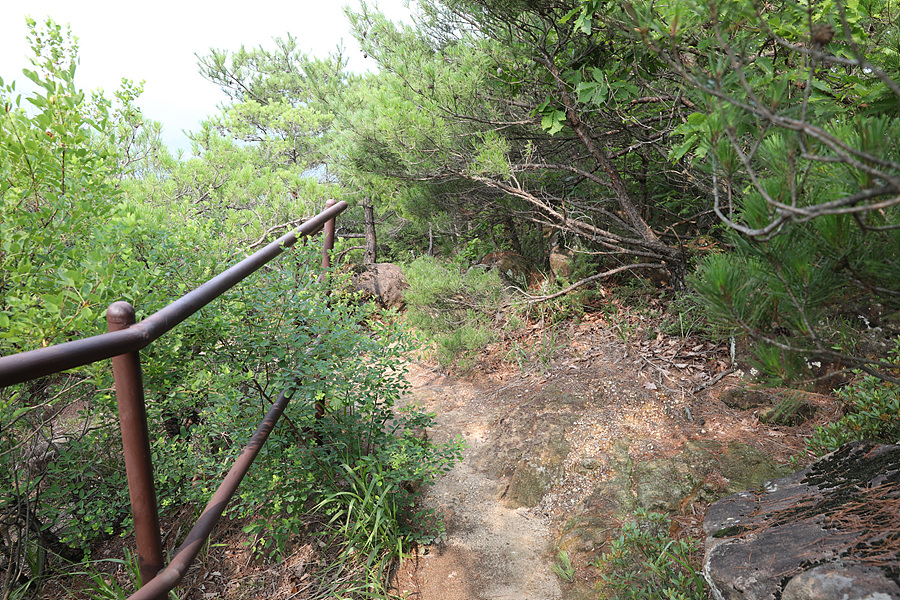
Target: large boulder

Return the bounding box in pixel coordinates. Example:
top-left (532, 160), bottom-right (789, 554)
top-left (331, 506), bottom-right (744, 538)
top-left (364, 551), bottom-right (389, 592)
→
top-left (702, 441), bottom-right (900, 600)
top-left (351, 263), bottom-right (408, 310)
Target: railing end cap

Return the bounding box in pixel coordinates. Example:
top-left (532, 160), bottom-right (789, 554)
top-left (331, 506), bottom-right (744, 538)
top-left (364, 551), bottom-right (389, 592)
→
top-left (107, 301), bottom-right (137, 328)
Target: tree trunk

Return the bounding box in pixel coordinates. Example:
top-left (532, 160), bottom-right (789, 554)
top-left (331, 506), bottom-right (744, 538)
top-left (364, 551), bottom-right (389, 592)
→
top-left (537, 55), bottom-right (686, 288)
top-left (505, 216), bottom-right (523, 256)
top-left (363, 199), bottom-right (376, 266)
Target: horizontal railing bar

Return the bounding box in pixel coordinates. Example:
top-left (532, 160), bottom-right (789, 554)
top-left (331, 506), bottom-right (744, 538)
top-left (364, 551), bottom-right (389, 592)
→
top-left (127, 386), bottom-right (294, 600)
top-left (0, 201), bottom-right (347, 388)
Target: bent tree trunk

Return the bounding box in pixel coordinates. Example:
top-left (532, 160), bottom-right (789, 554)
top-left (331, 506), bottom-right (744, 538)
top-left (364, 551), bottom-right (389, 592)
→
top-left (538, 54), bottom-right (686, 289)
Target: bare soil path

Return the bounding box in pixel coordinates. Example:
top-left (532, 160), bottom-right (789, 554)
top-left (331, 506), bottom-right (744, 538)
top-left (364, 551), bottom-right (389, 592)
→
top-left (392, 309), bottom-right (836, 600)
top-left (394, 368), bottom-right (562, 600)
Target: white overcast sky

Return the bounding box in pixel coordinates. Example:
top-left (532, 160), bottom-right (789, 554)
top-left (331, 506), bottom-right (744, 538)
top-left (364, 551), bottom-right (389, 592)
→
top-left (0, 1), bottom-right (413, 154)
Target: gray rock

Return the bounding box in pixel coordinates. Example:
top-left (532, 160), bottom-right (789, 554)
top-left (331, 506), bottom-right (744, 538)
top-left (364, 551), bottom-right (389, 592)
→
top-left (351, 263), bottom-right (408, 310)
top-left (782, 564), bottom-right (900, 600)
top-left (501, 415), bottom-right (572, 508)
top-left (556, 439), bottom-right (788, 575)
top-left (702, 441), bottom-right (900, 600)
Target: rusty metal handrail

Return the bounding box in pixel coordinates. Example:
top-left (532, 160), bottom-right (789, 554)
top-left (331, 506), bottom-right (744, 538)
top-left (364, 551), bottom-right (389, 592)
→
top-left (0, 200), bottom-right (346, 386)
top-left (0, 200), bottom-right (347, 599)
top-left (127, 386), bottom-right (293, 600)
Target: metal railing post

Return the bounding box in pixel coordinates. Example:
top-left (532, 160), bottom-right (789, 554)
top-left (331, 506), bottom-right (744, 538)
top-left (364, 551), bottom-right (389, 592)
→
top-left (316, 199), bottom-right (337, 424)
top-left (107, 301), bottom-right (164, 586)
top-left (320, 198), bottom-right (336, 275)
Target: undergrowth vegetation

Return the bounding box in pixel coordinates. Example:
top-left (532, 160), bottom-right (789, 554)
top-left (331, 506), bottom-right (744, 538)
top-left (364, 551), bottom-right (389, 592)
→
top-left (0, 21), bottom-right (461, 599)
top-left (402, 256), bottom-right (509, 370)
top-left (402, 254), bottom-right (594, 372)
top-left (592, 510), bottom-right (707, 600)
top-left (807, 372), bottom-right (900, 456)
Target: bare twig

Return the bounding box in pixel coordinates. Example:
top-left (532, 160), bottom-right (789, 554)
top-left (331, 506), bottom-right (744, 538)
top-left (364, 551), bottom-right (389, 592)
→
top-left (520, 263), bottom-right (665, 304)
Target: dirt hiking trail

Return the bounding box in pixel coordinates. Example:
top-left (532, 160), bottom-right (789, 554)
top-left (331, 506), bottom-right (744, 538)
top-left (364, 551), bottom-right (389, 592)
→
top-left (37, 308), bottom-right (833, 600)
top-left (396, 367), bottom-right (562, 600)
top-left (392, 311), bottom-right (832, 600)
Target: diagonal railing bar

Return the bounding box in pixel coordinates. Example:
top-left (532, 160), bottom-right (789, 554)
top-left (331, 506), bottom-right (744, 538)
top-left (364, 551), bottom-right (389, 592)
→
top-left (0, 200), bottom-right (347, 387)
top-left (127, 384), bottom-right (295, 600)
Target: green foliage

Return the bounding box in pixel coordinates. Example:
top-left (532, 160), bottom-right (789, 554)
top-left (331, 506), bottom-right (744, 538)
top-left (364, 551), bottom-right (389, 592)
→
top-left (551, 550), bottom-right (576, 583)
top-left (657, 292), bottom-right (719, 339)
top-left (807, 373), bottom-right (900, 456)
top-left (66, 549), bottom-right (147, 600)
top-left (688, 212), bottom-right (898, 383)
top-left (505, 301), bottom-right (572, 374)
top-left (0, 21), bottom-right (165, 593)
top-left (311, 430), bottom-right (461, 596)
top-left (0, 18), bottom-right (136, 349)
top-left (64, 548), bottom-right (183, 600)
top-left (747, 344), bottom-right (810, 387)
top-left (1, 20), bottom-right (463, 599)
top-left (592, 509), bottom-right (707, 600)
top-left (42, 423), bottom-right (131, 549)
top-left (690, 228), bottom-right (838, 340)
top-left (316, 459), bottom-right (406, 587)
top-left (627, 0), bottom-right (900, 380)
top-left (520, 281), bottom-right (588, 325)
top-left (340, 0), bottom-right (691, 288)
top-left (468, 130), bottom-right (512, 179)
top-left (440, 325), bottom-right (495, 371)
top-left (121, 36), bottom-right (345, 249)
top-left (403, 256), bottom-right (509, 369)
top-left (458, 235), bottom-right (497, 265)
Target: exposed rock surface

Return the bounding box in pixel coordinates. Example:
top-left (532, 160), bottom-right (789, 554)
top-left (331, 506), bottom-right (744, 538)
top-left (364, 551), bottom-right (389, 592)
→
top-left (350, 262), bottom-right (408, 310)
top-left (702, 441), bottom-right (900, 600)
top-left (472, 386), bottom-right (578, 509)
top-left (783, 565), bottom-right (900, 600)
top-left (558, 439), bottom-right (787, 574)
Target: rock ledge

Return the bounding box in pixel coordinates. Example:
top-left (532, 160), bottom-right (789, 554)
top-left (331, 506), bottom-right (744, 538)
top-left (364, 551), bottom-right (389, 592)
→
top-left (703, 441), bottom-right (900, 600)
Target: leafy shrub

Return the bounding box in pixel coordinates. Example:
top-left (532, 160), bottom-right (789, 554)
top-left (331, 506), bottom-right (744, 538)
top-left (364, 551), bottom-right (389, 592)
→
top-left (807, 374), bottom-right (900, 456)
top-left (312, 433), bottom-right (461, 595)
top-left (403, 256), bottom-right (508, 369)
top-left (592, 509), bottom-right (707, 600)
top-left (0, 20), bottom-right (161, 589)
top-left (0, 21), bottom-right (462, 598)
